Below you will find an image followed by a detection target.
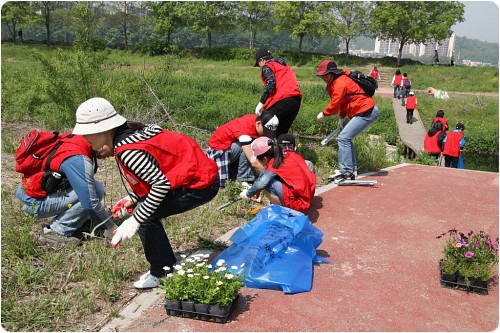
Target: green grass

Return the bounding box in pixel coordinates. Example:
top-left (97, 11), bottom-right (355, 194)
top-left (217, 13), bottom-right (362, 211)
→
top-left (1, 43), bottom-right (498, 331)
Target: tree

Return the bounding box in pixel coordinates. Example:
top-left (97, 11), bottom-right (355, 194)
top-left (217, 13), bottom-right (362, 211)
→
top-left (326, 2), bottom-right (372, 56)
top-left (70, 2), bottom-right (106, 51)
top-left (236, 2), bottom-right (273, 49)
top-left (370, 1), bottom-right (465, 66)
top-left (147, 1), bottom-right (185, 48)
top-left (183, 2), bottom-right (236, 48)
top-left (30, 1), bottom-right (65, 45)
top-left (273, 1), bottom-right (328, 50)
top-left (107, 1), bottom-right (142, 50)
top-left (1, 2), bottom-right (31, 43)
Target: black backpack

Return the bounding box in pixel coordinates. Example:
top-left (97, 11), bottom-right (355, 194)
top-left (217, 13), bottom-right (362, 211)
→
top-left (347, 70), bottom-right (378, 97)
top-left (404, 79), bottom-right (411, 89)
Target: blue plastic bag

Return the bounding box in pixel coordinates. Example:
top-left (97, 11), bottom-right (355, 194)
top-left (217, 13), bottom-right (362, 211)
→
top-left (213, 205), bottom-right (328, 294)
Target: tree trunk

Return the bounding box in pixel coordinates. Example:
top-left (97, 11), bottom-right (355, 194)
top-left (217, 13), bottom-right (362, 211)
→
top-left (208, 31), bottom-right (212, 48)
top-left (45, 22), bottom-right (51, 45)
top-left (123, 20), bottom-right (128, 51)
top-left (298, 34), bottom-right (304, 50)
top-left (345, 39), bottom-right (350, 56)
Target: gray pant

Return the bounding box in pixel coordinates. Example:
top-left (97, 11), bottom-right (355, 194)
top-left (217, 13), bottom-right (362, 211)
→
top-left (230, 142), bottom-right (257, 182)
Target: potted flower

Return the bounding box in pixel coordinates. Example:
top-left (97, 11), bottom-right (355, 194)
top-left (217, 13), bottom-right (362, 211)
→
top-left (160, 254), bottom-right (245, 322)
top-left (437, 229), bottom-right (499, 292)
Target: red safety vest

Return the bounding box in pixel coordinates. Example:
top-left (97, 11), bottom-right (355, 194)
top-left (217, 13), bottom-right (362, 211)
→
top-left (369, 69), bottom-right (379, 79)
top-left (23, 135), bottom-right (93, 198)
top-left (443, 131), bottom-right (463, 157)
top-left (433, 117), bottom-right (448, 132)
top-left (115, 130), bottom-right (218, 198)
top-left (261, 61), bottom-right (302, 110)
top-left (405, 96), bottom-right (417, 109)
top-left (394, 74), bottom-right (403, 85)
top-left (423, 132), bottom-right (442, 154)
top-left (265, 152), bottom-right (316, 213)
top-left (208, 114), bottom-right (260, 150)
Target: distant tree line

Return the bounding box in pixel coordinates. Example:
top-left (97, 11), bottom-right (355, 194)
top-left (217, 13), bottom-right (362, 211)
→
top-left (2, 1), bottom-right (465, 66)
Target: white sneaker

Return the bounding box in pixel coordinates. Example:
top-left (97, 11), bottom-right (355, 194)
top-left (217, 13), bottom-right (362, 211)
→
top-left (139, 270), bottom-right (151, 281)
top-left (133, 272), bottom-right (161, 289)
top-left (103, 223), bottom-right (118, 239)
top-left (329, 169), bottom-right (357, 179)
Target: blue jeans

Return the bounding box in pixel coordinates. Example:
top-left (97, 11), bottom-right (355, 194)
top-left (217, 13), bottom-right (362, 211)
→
top-left (393, 85), bottom-right (401, 98)
top-left (248, 170), bottom-right (284, 204)
top-left (337, 106), bottom-right (379, 173)
top-left (230, 142), bottom-right (257, 182)
top-left (16, 182), bottom-right (112, 237)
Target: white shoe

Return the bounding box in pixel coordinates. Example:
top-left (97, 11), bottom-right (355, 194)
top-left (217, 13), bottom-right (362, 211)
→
top-left (103, 223), bottom-right (118, 239)
top-left (133, 272), bottom-right (161, 289)
top-left (330, 169), bottom-right (357, 179)
top-left (139, 270), bottom-right (151, 281)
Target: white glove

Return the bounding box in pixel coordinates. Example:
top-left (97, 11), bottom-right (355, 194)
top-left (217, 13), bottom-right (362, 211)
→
top-left (111, 216), bottom-right (140, 248)
top-left (255, 102), bottom-right (264, 116)
top-left (317, 112), bottom-right (325, 121)
top-left (338, 117), bottom-right (347, 130)
top-left (239, 189), bottom-right (250, 200)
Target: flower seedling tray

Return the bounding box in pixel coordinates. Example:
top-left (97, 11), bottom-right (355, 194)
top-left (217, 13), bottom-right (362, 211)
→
top-left (439, 263), bottom-right (489, 295)
top-left (165, 295), bottom-right (239, 324)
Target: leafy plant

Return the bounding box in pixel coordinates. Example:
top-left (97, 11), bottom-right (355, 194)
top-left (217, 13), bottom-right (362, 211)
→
top-left (437, 229), bottom-right (499, 285)
top-left (160, 254), bottom-right (244, 306)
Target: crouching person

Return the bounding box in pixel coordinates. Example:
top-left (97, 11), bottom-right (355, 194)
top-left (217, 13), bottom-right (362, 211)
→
top-left (73, 97), bottom-right (220, 288)
top-left (240, 136), bottom-right (316, 213)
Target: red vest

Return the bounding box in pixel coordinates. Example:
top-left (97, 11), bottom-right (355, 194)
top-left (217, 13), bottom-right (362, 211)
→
top-left (266, 152), bottom-right (316, 213)
top-left (423, 133), bottom-right (441, 154)
top-left (261, 61), bottom-right (302, 110)
top-left (405, 96), bottom-right (417, 109)
top-left (369, 69), bottom-right (379, 79)
top-left (433, 117), bottom-right (448, 132)
top-left (115, 130), bottom-right (218, 198)
top-left (23, 134), bottom-right (93, 198)
top-left (208, 114), bottom-right (259, 150)
top-left (443, 131), bottom-right (463, 157)
top-left (394, 74), bottom-right (403, 85)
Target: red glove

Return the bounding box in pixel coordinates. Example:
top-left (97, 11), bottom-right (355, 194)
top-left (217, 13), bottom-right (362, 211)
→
top-left (111, 196), bottom-right (134, 219)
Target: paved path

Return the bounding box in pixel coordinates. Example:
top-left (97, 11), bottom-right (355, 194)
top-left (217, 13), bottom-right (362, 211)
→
top-left (377, 87), bottom-right (426, 156)
top-left (101, 164), bottom-right (499, 332)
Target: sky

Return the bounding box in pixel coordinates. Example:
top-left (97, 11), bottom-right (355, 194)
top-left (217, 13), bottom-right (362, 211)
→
top-left (452, 1), bottom-right (499, 43)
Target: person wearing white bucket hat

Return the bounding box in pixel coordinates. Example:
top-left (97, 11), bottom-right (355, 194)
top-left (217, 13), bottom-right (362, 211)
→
top-left (74, 97), bottom-right (220, 289)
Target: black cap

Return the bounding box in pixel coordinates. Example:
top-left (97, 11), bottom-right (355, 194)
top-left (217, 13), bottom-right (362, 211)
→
top-left (277, 133), bottom-right (296, 145)
top-left (456, 122), bottom-right (465, 130)
top-left (257, 112), bottom-right (279, 138)
top-left (254, 47), bottom-right (271, 67)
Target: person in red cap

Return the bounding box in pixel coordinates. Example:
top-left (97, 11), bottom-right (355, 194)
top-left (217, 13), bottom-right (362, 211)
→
top-left (239, 136), bottom-right (316, 213)
top-left (254, 47), bottom-right (302, 137)
top-left (315, 60), bottom-right (379, 180)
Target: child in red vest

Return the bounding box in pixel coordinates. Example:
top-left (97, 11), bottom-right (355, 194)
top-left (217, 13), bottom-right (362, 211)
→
top-left (405, 92), bottom-right (417, 124)
top-left (443, 123), bottom-right (466, 168)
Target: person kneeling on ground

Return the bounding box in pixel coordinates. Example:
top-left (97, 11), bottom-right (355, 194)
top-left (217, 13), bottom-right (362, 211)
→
top-left (277, 133), bottom-right (316, 174)
top-left (239, 136), bottom-right (316, 213)
top-left (73, 97), bottom-right (220, 289)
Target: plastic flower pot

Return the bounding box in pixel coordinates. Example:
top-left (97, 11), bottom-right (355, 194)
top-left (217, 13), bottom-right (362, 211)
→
top-left (165, 299), bottom-right (181, 316)
top-left (181, 301), bottom-right (195, 317)
top-left (194, 303), bottom-right (210, 321)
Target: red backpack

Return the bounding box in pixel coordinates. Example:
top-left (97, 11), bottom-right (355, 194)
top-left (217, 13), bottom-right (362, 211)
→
top-left (15, 130), bottom-right (67, 177)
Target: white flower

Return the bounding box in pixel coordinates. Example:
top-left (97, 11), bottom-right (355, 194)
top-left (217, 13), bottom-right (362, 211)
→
top-left (216, 280), bottom-right (224, 286)
top-left (231, 265), bottom-right (238, 270)
top-left (174, 264), bottom-right (182, 270)
top-left (181, 262), bottom-right (185, 266)
top-left (187, 274), bottom-right (194, 278)
top-left (186, 258), bottom-right (194, 263)
top-left (203, 275), bottom-right (210, 280)
top-left (187, 268), bottom-right (194, 273)
top-left (180, 254), bottom-right (187, 258)
top-left (218, 267), bottom-right (227, 272)
top-left (216, 259), bottom-right (225, 267)
top-left (166, 273), bottom-right (173, 278)
top-left (163, 266), bottom-right (171, 271)
top-left (196, 263), bottom-right (205, 267)
top-left (240, 263), bottom-right (245, 267)
top-left (225, 273), bottom-right (234, 279)
top-left (177, 270), bottom-right (185, 276)
top-left (207, 264), bottom-right (213, 269)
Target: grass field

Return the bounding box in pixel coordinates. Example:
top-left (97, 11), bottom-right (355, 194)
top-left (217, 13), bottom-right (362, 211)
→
top-left (1, 43), bottom-right (498, 331)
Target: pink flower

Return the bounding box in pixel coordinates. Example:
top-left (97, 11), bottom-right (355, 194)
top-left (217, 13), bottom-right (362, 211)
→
top-left (465, 251), bottom-right (474, 258)
top-left (456, 242), bottom-right (463, 248)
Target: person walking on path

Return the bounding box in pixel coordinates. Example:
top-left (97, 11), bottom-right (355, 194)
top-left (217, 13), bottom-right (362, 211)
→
top-left (315, 60), bottom-right (379, 180)
top-left (73, 97), bottom-right (220, 289)
top-left (442, 123), bottom-right (466, 168)
top-left (405, 91), bottom-right (417, 124)
top-left (206, 112), bottom-right (279, 187)
top-left (239, 136), bottom-right (316, 213)
top-left (401, 73), bottom-right (411, 106)
top-left (254, 47), bottom-right (302, 137)
top-left (369, 66), bottom-right (381, 84)
top-left (16, 131), bottom-right (117, 246)
top-left (450, 51), bottom-right (455, 66)
top-left (433, 50), bottom-right (440, 65)
top-left (431, 110), bottom-right (449, 132)
top-left (391, 69), bottom-right (403, 99)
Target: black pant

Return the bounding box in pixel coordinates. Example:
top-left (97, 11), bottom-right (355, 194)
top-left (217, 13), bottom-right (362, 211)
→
top-left (444, 155), bottom-right (459, 168)
top-left (406, 109), bottom-right (414, 124)
top-left (137, 177), bottom-right (220, 277)
top-left (266, 96), bottom-right (301, 137)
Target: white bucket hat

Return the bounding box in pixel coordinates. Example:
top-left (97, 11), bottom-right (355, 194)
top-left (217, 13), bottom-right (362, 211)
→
top-left (73, 97), bottom-right (127, 135)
